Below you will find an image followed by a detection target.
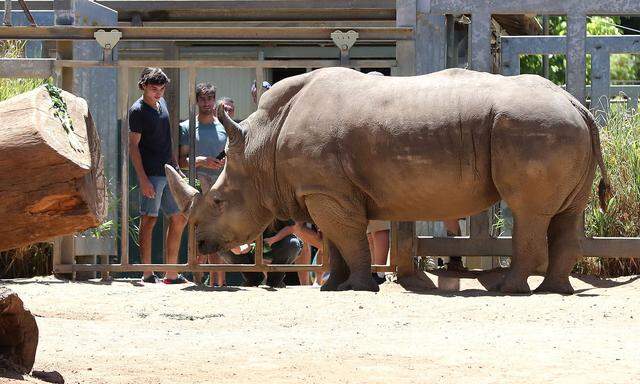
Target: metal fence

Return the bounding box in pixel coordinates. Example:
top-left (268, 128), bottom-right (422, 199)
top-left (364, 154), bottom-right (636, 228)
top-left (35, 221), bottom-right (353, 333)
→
top-left (1, 0), bottom-right (638, 281)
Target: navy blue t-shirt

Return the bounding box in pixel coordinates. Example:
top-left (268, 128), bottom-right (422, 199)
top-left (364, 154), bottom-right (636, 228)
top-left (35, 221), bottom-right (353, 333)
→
top-left (128, 97), bottom-right (174, 176)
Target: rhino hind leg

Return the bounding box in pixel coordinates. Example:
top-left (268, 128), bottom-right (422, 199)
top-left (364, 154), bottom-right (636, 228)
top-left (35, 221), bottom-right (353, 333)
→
top-left (305, 194), bottom-right (378, 292)
top-left (534, 210), bottom-right (582, 294)
top-left (499, 213), bottom-right (551, 294)
top-left (320, 241), bottom-right (349, 291)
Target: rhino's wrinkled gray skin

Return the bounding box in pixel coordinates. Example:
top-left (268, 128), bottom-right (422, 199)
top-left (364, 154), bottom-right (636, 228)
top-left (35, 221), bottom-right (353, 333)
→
top-left (166, 67), bottom-right (609, 294)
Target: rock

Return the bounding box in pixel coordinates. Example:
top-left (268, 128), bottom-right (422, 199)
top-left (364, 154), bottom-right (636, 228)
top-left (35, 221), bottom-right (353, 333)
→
top-left (0, 287), bottom-right (39, 373)
top-left (32, 370), bottom-right (65, 383)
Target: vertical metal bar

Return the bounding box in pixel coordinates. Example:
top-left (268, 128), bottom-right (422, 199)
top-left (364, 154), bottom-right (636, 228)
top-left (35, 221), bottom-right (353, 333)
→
top-left (446, 14), bottom-right (456, 68)
top-left (567, 13), bottom-right (587, 104)
top-left (395, 0), bottom-right (416, 76)
top-left (470, 10), bottom-right (492, 72)
top-left (187, 66), bottom-right (197, 267)
top-left (255, 51), bottom-right (265, 104)
top-left (470, 209), bottom-right (491, 239)
top-left (396, 222), bottom-right (416, 278)
top-left (118, 67), bottom-right (130, 266)
top-left (3, 0), bottom-right (11, 26)
top-left (390, 221), bottom-right (399, 270)
top-left (542, 15), bottom-right (550, 79)
top-left (416, 0), bottom-right (446, 75)
top-left (500, 38), bottom-right (520, 76)
top-left (255, 234), bottom-right (264, 267)
top-left (321, 235), bottom-right (330, 268)
top-left (591, 48), bottom-right (610, 125)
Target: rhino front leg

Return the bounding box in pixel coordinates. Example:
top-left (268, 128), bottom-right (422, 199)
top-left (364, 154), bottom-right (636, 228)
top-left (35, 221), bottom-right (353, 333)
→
top-left (305, 194), bottom-right (379, 292)
top-left (320, 240), bottom-right (350, 291)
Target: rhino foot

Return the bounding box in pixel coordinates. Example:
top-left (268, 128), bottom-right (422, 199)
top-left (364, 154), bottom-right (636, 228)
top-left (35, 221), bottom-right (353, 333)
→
top-left (499, 277), bottom-right (531, 295)
top-left (477, 270), bottom-right (508, 292)
top-left (396, 272), bottom-right (436, 292)
top-left (336, 275), bottom-right (379, 292)
top-left (534, 278), bottom-right (574, 295)
top-left (320, 274), bottom-right (347, 291)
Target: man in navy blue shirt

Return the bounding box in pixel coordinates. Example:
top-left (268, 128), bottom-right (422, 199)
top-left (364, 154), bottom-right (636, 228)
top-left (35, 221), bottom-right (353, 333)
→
top-left (129, 67), bottom-right (187, 284)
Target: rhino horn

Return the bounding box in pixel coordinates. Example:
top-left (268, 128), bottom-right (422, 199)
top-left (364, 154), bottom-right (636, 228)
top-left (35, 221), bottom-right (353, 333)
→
top-left (217, 103), bottom-right (243, 146)
top-left (164, 165), bottom-right (200, 216)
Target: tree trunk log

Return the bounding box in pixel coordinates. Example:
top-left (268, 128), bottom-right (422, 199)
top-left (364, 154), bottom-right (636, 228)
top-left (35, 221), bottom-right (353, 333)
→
top-left (0, 287), bottom-right (38, 373)
top-left (0, 85), bottom-right (106, 251)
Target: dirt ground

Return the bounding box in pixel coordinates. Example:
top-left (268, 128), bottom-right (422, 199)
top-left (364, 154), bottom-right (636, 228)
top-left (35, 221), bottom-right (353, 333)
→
top-left (1, 273), bottom-right (639, 384)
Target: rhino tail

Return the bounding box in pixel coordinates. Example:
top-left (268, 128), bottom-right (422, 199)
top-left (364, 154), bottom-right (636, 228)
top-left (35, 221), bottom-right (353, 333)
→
top-left (571, 98), bottom-right (612, 213)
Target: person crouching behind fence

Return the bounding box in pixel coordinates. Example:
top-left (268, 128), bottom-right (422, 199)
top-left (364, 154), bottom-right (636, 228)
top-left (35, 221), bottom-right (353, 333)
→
top-left (224, 220), bottom-right (302, 288)
top-left (129, 67), bottom-right (188, 284)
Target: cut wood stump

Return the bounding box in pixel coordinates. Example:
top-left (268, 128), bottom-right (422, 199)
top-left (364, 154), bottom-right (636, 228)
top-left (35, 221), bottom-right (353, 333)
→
top-left (0, 85), bottom-right (106, 251)
top-left (0, 287), bottom-right (38, 373)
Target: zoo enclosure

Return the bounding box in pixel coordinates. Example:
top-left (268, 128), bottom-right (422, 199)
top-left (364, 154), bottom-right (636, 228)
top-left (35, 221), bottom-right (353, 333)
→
top-left (0, 0), bottom-right (638, 280)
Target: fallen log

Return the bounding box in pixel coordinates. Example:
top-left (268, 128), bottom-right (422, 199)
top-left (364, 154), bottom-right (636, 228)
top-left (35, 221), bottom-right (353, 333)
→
top-left (0, 84), bottom-right (106, 251)
top-left (0, 287), bottom-right (38, 373)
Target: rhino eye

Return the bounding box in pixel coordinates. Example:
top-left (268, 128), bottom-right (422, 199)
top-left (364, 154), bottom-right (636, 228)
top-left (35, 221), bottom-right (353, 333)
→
top-left (213, 198), bottom-right (223, 205)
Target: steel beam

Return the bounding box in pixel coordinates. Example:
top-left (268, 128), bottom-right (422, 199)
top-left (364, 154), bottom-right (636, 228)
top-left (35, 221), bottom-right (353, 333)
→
top-left (417, 237), bottom-right (640, 259)
top-left (54, 264), bottom-right (395, 273)
top-left (0, 25), bottom-right (413, 42)
top-left (430, 0), bottom-right (640, 15)
top-left (0, 57), bottom-right (53, 77)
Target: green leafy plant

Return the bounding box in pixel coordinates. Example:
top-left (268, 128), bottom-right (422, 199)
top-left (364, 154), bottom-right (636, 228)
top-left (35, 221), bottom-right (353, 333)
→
top-left (44, 83), bottom-right (83, 152)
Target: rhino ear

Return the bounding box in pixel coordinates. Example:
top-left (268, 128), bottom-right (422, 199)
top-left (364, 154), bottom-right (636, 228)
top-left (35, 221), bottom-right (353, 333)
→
top-left (217, 103), bottom-right (244, 147)
top-left (165, 165), bottom-right (201, 217)
top-left (198, 173), bottom-right (214, 195)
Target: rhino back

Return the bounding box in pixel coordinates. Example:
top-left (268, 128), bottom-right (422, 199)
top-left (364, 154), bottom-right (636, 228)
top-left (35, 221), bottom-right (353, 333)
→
top-left (267, 68), bottom-right (590, 220)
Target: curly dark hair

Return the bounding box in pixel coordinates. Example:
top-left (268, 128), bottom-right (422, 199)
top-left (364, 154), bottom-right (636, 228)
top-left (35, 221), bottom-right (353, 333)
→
top-left (195, 82), bottom-right (217, 100)
top-left (137, 67), bottom-right (170, 90)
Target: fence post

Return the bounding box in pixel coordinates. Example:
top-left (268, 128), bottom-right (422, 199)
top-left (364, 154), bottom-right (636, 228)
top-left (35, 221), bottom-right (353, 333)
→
top-left (591, 47), bottom-right (611, 125)
top-left (500, 38), bottom-right (520, 76)
top-left (566, 13), bottom-right (587, 104)
top-left (470, 10), bottom-right (492, 72)
top-left (395, 0), bottom-right (416, 76)
top-left (416, 0), bottom-right (446, 74)
top-left (394, 222), bottom-right (416, 278)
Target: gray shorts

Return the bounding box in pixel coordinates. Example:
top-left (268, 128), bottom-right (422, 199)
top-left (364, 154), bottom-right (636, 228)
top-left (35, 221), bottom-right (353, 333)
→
top-left (139, 176), bottom-right (180, 217)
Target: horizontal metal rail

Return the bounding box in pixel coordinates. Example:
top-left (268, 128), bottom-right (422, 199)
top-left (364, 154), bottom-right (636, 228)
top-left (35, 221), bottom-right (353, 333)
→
top-left (418, 237), bottom-right (640, 259)
top-left (0, 58), bottom-right (398, 78)
top-left (53, 264), bottom-right (396, 274)
top-left (0, 25), bottom-right (413, 42)
top-left (430, 0), bottom-right (640, 14)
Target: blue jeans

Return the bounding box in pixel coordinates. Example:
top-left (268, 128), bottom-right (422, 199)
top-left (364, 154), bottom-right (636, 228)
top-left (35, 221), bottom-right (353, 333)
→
top-left (139, 176), bottom-right (180, 217)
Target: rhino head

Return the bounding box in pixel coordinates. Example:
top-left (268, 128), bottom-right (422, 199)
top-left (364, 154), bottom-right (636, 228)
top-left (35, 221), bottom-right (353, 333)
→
top-left (165, 106), bottom-right (274, 254)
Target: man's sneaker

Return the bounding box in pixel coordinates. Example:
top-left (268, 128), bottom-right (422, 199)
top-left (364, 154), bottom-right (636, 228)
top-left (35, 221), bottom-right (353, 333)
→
top-left (141, 274), bottom-right (160, 283)
top-left (163, 274), bottom-right (188, 284)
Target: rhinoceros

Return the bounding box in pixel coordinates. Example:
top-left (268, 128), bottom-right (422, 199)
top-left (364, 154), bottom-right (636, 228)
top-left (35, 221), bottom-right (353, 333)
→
top-left (166, 67), bottom-right (609, 294)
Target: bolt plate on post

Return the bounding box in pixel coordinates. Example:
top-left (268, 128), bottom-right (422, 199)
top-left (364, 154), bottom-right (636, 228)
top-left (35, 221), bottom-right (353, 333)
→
top-left (331, 30), bottom-right (359, 66)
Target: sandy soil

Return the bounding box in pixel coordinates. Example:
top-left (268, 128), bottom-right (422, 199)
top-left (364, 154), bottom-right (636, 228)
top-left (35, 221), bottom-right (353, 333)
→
top-left (1, 274), bottom-right (639, 384)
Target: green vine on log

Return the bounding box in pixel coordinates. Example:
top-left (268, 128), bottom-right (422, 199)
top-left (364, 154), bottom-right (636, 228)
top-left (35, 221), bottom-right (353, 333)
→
top-left (44, 83), bottom-right (83, 153)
